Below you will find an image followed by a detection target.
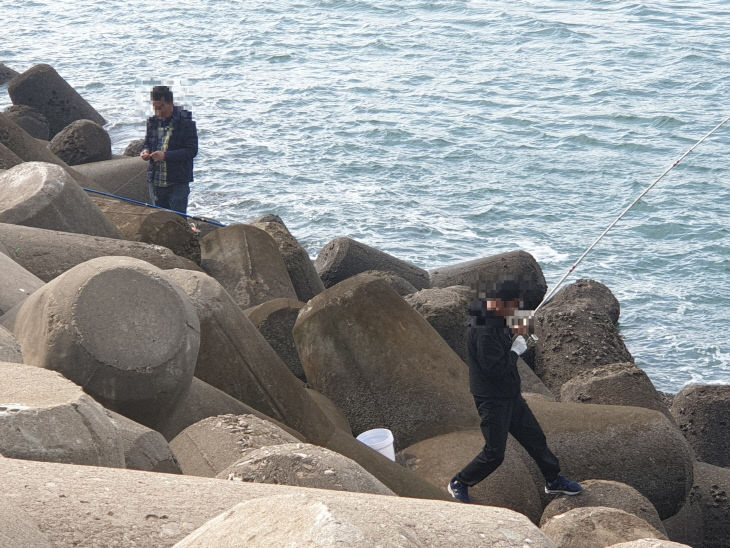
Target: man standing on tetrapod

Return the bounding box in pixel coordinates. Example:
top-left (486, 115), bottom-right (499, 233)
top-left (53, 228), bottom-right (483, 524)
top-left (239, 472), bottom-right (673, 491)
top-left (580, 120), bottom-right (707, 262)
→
top-left (448, 279), bottom-right (582, 503)
top-left (140, 85), bottom-right (198, 215)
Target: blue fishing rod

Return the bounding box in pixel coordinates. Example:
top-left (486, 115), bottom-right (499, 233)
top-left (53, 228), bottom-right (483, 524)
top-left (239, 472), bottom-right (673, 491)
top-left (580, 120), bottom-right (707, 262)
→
top-left (531, 115), bottom-right (730, 318)
top-left (82, 187), bottom-right (227, 227)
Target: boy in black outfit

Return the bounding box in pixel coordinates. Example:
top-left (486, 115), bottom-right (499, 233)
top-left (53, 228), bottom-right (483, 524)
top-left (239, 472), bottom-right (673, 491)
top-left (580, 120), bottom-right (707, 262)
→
top-left (448, 279), bottom-right (582, 503)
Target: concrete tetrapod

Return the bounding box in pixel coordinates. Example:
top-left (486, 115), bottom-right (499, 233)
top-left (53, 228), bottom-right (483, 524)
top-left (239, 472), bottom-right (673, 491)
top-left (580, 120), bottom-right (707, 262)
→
top-left (5, 256), bottom-right (200, 428)
top-left (541, 507), bottom-right (667, 548)
top-left (0, 249), bottom-right (44, 315)
top-left (520, 396), bottom-right (694, 520)
top-left (175, 495), bottom-right (555, 548)
top-left (200, 223), bottom-right (297, 309)
top-left (399, 429), bottom-right (544, 524)
top-left (405, 284), bottom-right (472, 362)
top-left (73, 156), bottom-right (149, 202)
top-left (163, 268), bottom-right (448, 501)
top-left (244, 297), bottom-right (307, 381)
top-left (689, 461), bottom-right (730, 548)
top-left (170, 414), bottom-right (302, 477)
top-left (0, 362), bottom-right (124, 467)
top-left (3, 104), bottom-right (49, 140)
top-left (0, 458), bottom-right (553, 547)
top-left (539, 479), bottom-right (667, 536)
top-left (48, 119), bottom-right (112, 165)
top-left (315, 236), bottom-right (430, 290)
top-left (103, 409), bottom-right (182, 474)
top-left (0, 325), bottom-right (23, 363)
top-left (0, 162), bottom-right (121, 238)
top-left (294, 273), bottom-right (478, 449)
top-left (560, 362), bottom-right (671, 419)
top-left (671, 384), bottom-right (730, 468)
top-left (251, 220), bottom-right (325, 302)
top-left (155, 377), bottom-right (302, 442)
top-left (429, 250), bottom-right (547, 309)
top-left (606, 541), bottom-right (691, 548)
top-left (0, 222), bottom-right (201, 282)
top-left (216, 443), bottom-right (394, 496)
top-left (534, 280), bottom-right (634, 394)
top-left (8, 63), bottom-right (106, 137)
top-left (92, 196), bottom-right (201, 264)
top-left (0, 142), bottom-right (23, 170)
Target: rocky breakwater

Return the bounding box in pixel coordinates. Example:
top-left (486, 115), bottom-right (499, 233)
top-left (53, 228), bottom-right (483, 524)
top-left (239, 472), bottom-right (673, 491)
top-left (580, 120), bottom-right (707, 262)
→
top-left (1, 62), bottom-right (728, 547)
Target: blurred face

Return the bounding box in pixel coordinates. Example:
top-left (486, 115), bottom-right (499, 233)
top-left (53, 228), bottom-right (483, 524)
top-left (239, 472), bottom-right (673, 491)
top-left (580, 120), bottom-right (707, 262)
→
top-left (486, 298), bottom-right (520, 317)
top-left (152, 100), bottom-right (174, 119)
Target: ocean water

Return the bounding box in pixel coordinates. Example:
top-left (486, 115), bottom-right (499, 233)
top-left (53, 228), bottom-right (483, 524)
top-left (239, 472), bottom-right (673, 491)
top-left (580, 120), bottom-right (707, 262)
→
top-left (2, 0), bottom-right (728, 392)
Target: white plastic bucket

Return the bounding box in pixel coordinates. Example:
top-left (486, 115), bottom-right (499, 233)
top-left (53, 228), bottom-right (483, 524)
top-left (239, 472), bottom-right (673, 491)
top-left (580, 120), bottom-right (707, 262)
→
top-left (356, 428), bottom-right (395, 461)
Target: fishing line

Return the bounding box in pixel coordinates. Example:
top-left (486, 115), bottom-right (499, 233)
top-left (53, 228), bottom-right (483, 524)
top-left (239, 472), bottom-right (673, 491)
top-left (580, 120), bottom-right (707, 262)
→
top-left (532, 115), bottom-right (730, 316)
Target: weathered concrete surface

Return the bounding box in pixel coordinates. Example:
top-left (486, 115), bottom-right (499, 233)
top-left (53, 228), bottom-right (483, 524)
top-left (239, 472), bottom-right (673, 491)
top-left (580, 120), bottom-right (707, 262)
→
top-left (0, 112), bottom-right (70, 167)
top-left (429, 250), bottom-right (547, 309)
top-left (359, 268), bottom-right (418, 295)
top-left (534, 280), bottom-right (634, 394)
top-left (0, 325), bottom-right (23, 363)
top-left (170, 414), bottom-right (301, 477)
top-left (92, 196), bottom-right (201, 264)
top-left (156, 378), bottom-right (300, 442)
top-left (48, 119), bottom-right (112, 165)
top-left (200, 223), bottom-right (297, 309)
top-left (244, 297), bottom-right (307, 381)
top-left (0, 62), bottom-right (19, 85)
top-left (606, 540), bottom-right (691, 548)
top-left (690, 462), bottom-right (730, 548)
top-left (399, 429), bottom-right (544, 524)
top-left (541, 507), bottom-right (666, 548)
top-left (163, 269), bottom-right (448, 501)
top-left (519, 358), bottom-right (556, 400)
top-left (0, 162), bottom-right (121, 238)
top-left (104, 409), bottom-right (182, 474)
top-left (662, 493), bottom-right (704, 548)
top-left (0, 504), bottom-right (52, 548)
top-left (306, 387), bottom-right (352, 435)
top-left (294, 273), bottom-right (478, 450)
top-left (546, 279), bottom-right (621, 325)
top-left (0, 457), bottom-right (553, 548)
top-left (0, 249), bottom-right (44, 315)
top-left (540, 479), bottom-right (666, 536)
top-left (124, 138), bottom-right (145, 157)
top-left (72, 155), bottom-right (149, 202)
top-left (176, 493), bottom-right (555, 548)
top-left (0, 142), bottom-right (23, 170)
top-left (560, 362), bottom-right (671, 419)
top-left (315, 236), bottom-right (430, 290)
top-left (5, 256), bottom-right (200, 429)
top-left (251, 220), bottom-right (324, 302)
top-left (522, 396), bottom-right (694, 520)
top-left (8, 64), bottom-right (106, 137)
top-left (0, 222), bottom-right (201, 282)
top-left (671, 384), bottom-right (730, 468)
top-left (217, 442), bottom-right (394, 496)
top-left (405, 285), bottom-right (471, 362)
top-left (0, 362), bottom-right (124, 467)
top-left (3, 104), bottom-right (49, 140)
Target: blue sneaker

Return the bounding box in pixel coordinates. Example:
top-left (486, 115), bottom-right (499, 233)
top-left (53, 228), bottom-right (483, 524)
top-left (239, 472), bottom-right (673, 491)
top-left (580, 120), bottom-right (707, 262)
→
top-left (448, 479), bottom-right (471, 503)
top-left (545, 475), bottom-right (583, 495)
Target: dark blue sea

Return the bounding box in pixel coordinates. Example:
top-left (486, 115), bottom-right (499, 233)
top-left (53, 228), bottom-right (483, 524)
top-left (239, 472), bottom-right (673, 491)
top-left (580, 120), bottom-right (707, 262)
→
top-left (2, 0), bottom-right (729, 392)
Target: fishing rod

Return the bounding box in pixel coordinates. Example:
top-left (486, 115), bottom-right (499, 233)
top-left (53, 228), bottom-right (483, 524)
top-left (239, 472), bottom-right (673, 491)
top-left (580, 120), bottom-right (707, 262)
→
top-left (82, 187), bottom-right (227, 227)
top-left (532, 115), bottom-right (730, 316)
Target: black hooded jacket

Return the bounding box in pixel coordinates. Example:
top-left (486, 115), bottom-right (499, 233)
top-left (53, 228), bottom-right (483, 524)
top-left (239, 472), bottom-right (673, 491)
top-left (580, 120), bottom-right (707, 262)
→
top-left (466, 313), bottom-right (521, 398)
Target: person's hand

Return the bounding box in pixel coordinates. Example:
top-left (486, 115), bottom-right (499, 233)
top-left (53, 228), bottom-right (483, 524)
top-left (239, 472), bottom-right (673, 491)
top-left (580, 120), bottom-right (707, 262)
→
top-left (150, 151), bottom-right (166, 162)
top-left (511, 335), bottom-right (528, 356)
top-left (140, 150), bottom-right (151, 161)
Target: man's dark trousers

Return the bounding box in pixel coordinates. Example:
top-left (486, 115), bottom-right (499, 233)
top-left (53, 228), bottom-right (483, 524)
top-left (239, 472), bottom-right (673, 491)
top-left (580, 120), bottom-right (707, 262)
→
top-left (455, 394), bottom-right (560, 486)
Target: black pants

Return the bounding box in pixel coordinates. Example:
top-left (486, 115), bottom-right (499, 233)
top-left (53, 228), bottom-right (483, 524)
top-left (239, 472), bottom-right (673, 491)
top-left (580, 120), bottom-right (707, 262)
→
top-left (454, 395), bottom-right (560, 487)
